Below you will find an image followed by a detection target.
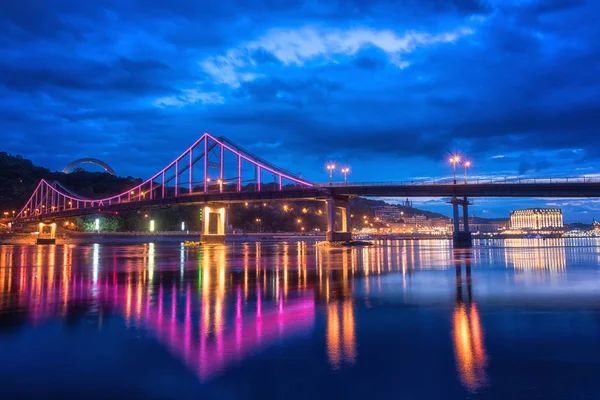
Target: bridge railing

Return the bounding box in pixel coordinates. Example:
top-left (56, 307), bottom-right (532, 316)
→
top-left (320, 176), bottom-right (600, 187)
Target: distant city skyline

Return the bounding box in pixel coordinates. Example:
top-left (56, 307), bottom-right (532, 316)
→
top-left (2, 1), bottom-right (599, 222)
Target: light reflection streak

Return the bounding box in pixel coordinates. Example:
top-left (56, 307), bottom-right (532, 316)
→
top-left (326, 299), bottom-right (357, 369)
top-left (452, 250), bottom-right (487, 392)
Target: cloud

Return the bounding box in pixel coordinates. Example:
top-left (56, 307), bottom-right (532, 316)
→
top-left (199, 25), bottom-right (474, 88)
top-left (153, 90), bottom-right (224, 108)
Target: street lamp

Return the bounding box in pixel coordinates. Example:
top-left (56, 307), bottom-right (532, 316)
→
top-left (326, 164), bottom-right (335, 185)
top-left (449, 156), bottom-right (460, 184)
top-left (255, 217), bottom-right (262, 233)
top-left (217, 179), bottom-right (223, 193)
top-left (341, 167), bottom-right (350, 186)
top-left (462, 160), bottom-right (471, 184)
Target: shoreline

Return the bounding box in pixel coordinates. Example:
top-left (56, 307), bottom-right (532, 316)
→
top-left (0, 232), bottom-right (327, 245)
top-left (1, 232), bottom-right (599, 245)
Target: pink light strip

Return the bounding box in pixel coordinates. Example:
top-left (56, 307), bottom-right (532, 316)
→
top-left (14, 133), bottom-right (314, 220)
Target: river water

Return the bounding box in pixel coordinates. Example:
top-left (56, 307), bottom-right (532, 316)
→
top-left (0, 238), bottom-right (599, 399)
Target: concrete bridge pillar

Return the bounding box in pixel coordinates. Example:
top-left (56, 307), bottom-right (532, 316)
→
top-left (326, 198), bottom-right (336, 233)
top-left (201, 205), bottom-right (226, 244)
top-left (462, 197), bottom-right (470, 233)
top-left (37, 222), bottom-right (57, 244)
top-left (452, 201), bottom-right (460, 234)
top-left (450, 197), bottom-right (472, 248)
top-left (325, 197), bottom-right (352, 242)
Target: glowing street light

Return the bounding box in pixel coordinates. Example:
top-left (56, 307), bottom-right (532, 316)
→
top-left (181, 221), bottom-right (186, 231)
top-left (326, 164), bottom-right (336, 185)
top-left (255, 217), bottom-right (262, 233)
top-left (462, 160), bottom-right (471, 184)
top-left (95, 218), bottom-right (100, 232)
top-left (217, 179), bottom-right (223, 193)
top-left (341, 167), bottom-right (350, 186)
top-left (149, 220), bottom-right (155, 232)
top-left (449, 156), bottom-right (461, 184)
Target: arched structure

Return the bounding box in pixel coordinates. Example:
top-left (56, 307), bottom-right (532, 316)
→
top-left (62, 158), bottom-right (116, 176)
top-left (15, 133), bottom-right (317, 222)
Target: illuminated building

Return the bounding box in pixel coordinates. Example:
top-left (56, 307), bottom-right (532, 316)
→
top-left (373, 205), bottom-right (402, 222)
top-left (510, 208), bottom-right (563, 230)
top-left (403, 214), bottom-right (427, 224)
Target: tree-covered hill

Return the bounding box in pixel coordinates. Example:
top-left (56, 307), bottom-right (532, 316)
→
top-left (0, 152), bottom-right (141, 212)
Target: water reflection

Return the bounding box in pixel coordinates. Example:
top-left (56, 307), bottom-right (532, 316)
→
top-left (326, 299), bottom-right (356, 369)
top-left (0, 243), bottom-right (317, 381)
top-left (504, 238), bottom-right (567, 272)
top-left (452, 249), bottom-right (487, 392)
top-left (1, 238), bottom-right (600, 391)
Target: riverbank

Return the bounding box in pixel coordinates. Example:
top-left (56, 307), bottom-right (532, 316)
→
top-left (0, 232), bottom-right (327, 245)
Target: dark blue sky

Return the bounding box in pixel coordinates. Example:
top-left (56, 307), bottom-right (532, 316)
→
top-left (2, 0), bottom-right (599, 221)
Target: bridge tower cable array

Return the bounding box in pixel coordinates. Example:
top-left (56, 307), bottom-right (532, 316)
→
top-left (14, 133), bottom-right (316, 223)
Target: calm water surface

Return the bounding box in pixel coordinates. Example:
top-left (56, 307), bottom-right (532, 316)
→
top-left (1, 238), bottom-right (599, 399)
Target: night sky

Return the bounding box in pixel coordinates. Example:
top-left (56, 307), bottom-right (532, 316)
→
top-left (2, 1), bottom-right (599, 221)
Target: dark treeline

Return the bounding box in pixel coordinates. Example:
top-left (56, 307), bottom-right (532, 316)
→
top-left (0, 152), bottom-right (141, 212)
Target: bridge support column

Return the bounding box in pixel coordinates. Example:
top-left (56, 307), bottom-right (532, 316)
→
top-left (36, 222), bottom-right (57, 245)
top-left (452, 201), bottom-right (460, 234)
top-left (325, 197), bottom-right (352, 242)
top-left (201, 205), bottom-right (226, 244)
top-left (450, 197), bottom-right (472, 248)
top-left (462, 197), bottom-right (470, 233)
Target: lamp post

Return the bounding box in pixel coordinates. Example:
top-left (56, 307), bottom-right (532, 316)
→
top-left (326, 164), bottom-right (335, 185)
top-left (450, 156), bottom-right (460, 184)
top-left (463, 161), bottom-right (471, 184)
top-left (341, 167), bottom-right (350, 186)
top-left (255, 218), bottom-right (262, 233)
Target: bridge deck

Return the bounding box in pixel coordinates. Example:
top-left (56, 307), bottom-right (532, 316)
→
top-left (14, 182), bottom-right (600, 222)
top-left (327, 182), bottom-right (600, 198)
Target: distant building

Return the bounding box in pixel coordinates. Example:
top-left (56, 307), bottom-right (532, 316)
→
top-left (491, 220), bottom-right (509, 230)
top-left (447, 217), bottom-right (502, 233)
top-left (510, 208), bottom-right (563, 230)
top-left (402, 198), bottom-right (413, 208)
top-left (373, 205), bottom-right (402, 221)
top-left (403, 214), bottom-right (427, 224)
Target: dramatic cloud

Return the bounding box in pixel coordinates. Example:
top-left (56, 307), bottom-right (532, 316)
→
top-left (1, 0), bottom-right (600, 221)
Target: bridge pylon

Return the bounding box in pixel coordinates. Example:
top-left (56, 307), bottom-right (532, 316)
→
top-left (450, 196), bottom-right (472, 248)
top-left (200, 204), bottom-right (227, 244)
top-left (325, 196), bottom-right (352, 242)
